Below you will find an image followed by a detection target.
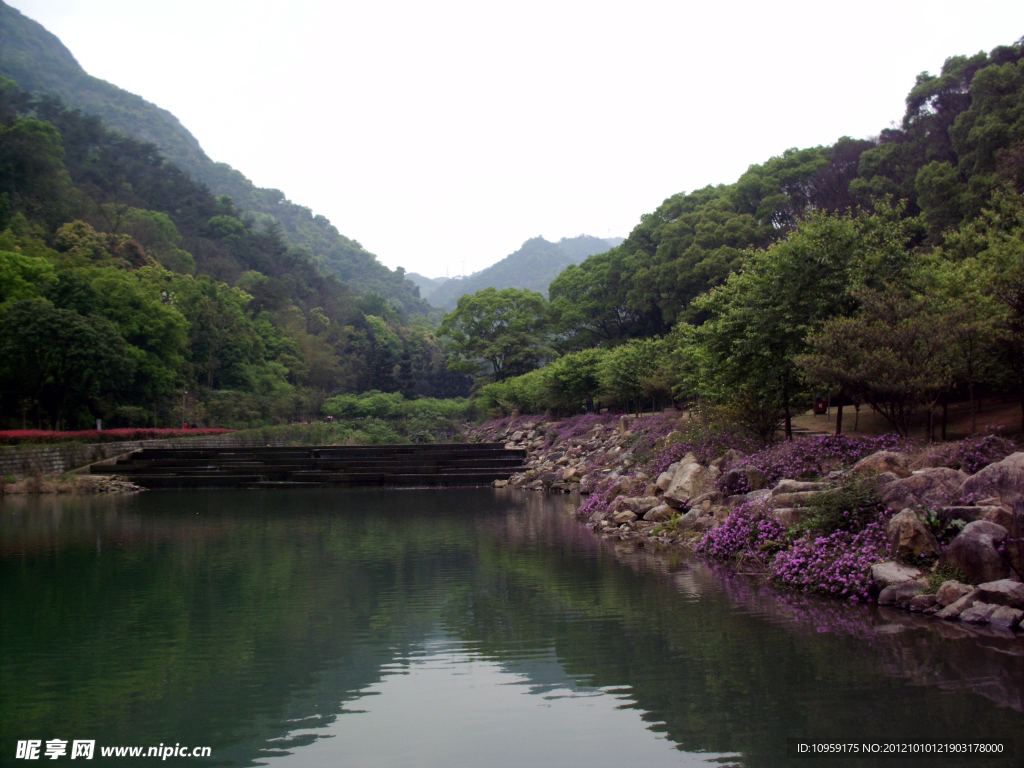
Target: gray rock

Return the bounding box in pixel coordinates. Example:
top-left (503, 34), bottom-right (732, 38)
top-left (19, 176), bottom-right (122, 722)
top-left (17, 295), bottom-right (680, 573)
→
top-left (664, 463), bottom-right (718, 506)
top-left (936, 591), bottom-right (981, 620)
top-left (772, 479), bottom-right (827, 496)
top-left (989, 606), bottom-right (1024, 629)
top-left (771, 490), bottom-right (825, 507)
top-left (958, 452), bottom-right (1024, 506)
top-left (511, 430), bottom-right (525, 442)
top-left (877, 467), bottom-right (967, 510)
top-left (878, 580), bottom-right (926, 607)
top-left (931, 506), bottom-right (987, 527)
top-left (909, 594), bottom-right (938, 612)
top-left (939, 520), bottom-right (1014, 584)
top-left (643, 504), bottom-right (675, 523)
top-left (936, 580), bottom-right (974, 607)
top-left (959, 602), bottom-right (1000, 624)
top-left (611, 509), bottom-right (637, 525)
top-left (886, 509), bottom-right (941, 560)
top-left (772, 508), bottom-right (806, 527)
top-left (853, 451), bottom-right (911, 478)
top-left (678, 508), bottom-right (705, 530)
top-left (691, 515), bottom-right (717, 533)
top-left (975, 579), bottom-right (1024, 609)
top-left (870, 561), bottom-right (925, 589)
top-left (621, 496), bottom-right (661, 515)
top-left (710, 448), bottom-right (747, 473)
top-left (655, 464), bottom-right (678, 491)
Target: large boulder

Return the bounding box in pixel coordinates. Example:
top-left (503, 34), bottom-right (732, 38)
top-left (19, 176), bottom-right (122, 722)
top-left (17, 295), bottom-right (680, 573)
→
top-left (853, 451), bottom-right (911, 478)
top-left (870, 561), bottom-right (925, 590)
top-left (958, 452), bottom-right (1024, 506)
top-left (959, 603), bottom-right (1000, 624)
top-left (936, 580), bottom-right (974, 607)
top-left (877, 468), bottom-right (967, 510)
top-left (975, 579), bottom-right (1024, 609)
top-left (663, 463), bottom-right (718, 507)
top-left (878, 579), bottom-right (927, 607)
top-left (990, 606), bottom-right (1024, 629)
top-left (643, 504), bottom-right (675, 522)
top-left (935, 591), bottom-right (981, 620)
top-left (939, 520), bottom-right (1015, 584)
top-left (610, 509), bottom-right (637, 525)
top-left (655, 463), bottom-right (680, 491)
top-left (886, 509), bottom-right (941, 560)
top-left (621, 496), bottom-right (661, 515)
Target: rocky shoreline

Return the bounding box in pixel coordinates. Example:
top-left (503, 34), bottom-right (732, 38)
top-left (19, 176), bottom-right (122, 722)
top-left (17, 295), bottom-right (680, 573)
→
top-left (470, 412), bottom-right (1024, 636)
top-left (0, 474), bottom-right (145, 495)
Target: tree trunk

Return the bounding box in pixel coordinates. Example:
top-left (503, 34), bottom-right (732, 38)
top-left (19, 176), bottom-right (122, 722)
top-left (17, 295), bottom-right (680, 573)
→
top-left (854, 404), bottom-right (860, 431)
top-left (783, 384), bottom-right (792, 441)
top-left (970, 381), bottom-right (977, 434)
top-left (835, 398), bottom-right (843, 436)
top-left (941, 400), bottom-right (948, 441)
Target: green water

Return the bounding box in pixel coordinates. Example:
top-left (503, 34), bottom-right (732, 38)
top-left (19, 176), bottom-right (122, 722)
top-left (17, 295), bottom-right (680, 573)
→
top-left (2, 488), bottom-right (1023, 767)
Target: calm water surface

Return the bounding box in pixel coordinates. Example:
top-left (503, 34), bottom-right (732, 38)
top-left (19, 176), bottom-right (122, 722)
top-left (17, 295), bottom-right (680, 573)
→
top-left (2, 488), bottom-right (1024, 767)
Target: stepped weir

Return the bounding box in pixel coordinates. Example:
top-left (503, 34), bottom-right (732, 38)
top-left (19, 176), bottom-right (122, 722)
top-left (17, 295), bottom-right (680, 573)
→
top-left (91, 444), bottom-right (526, 489)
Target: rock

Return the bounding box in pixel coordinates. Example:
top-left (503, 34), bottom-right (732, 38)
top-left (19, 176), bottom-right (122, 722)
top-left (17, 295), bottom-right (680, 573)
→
top-left (772, 508), bottom-right (805, 527)
top-left (511, 430), bottom-right (525, 442)
top-left (492, 479), bottom-right (508, 488)
top-left (663, 463), bottom-right (718, 506)
top-left (886, 509), bottom-right (941, 560)
top-left (611, 509), bottom-right (637, 525)
top-left (710, 449), bottom-right (747, 473)
top-left (853, 451), bottom-right (911, 478)
top-left (878, 579), bottom-right (926, 607)
top-left (939, 520), bottom-right (1014, 585)
top-left (931, 506), bottom-right (987, 527)
top-left (909, 594), bottom-right (938, 612)
top-left (989, 606), bottom-right (1024, 630)
top-left (622, 496), bottom-right (661, 515)
top-left (936, 580), bottom-right (974, 607)
top-left (959, 603), bottom-right (1000, 624)
top-left (935, 591), bottom-right (980, 620)
top-left (958, 452), bottom-right (1024, 506)
top-left (561, 467), bottom-right (583, 482)
top-left (877, 467), bottom-right (967, 509)
top-left (870, 561), bottom-right (925, 590)
top-left (975, 579), bottom-right (1024, 609)
top-left (771, 479), bottom-right (826, 496)
top-left (617, 415), bottom-right (631, 434)
top-left (720, 466), bottom-right (768, 495)
top-left (607, 477), bottom-right (639, 500)
top-left (771, 491), bottom-right (825, 507)
top-left (655, 464), bottom-right (679, 491)
top-left (691, 515), bottom-right (717, 533)
top-left (677, 508), bottom-right (704, 530)
top-left (643, 504), bottom-right (676, 522)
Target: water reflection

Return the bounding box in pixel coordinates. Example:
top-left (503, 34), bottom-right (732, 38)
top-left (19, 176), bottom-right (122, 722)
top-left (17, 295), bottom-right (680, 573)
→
top-left (2, 489), bottom-right (1022, 767)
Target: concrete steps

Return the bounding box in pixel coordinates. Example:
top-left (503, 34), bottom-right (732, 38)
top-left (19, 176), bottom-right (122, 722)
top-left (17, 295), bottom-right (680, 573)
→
top-left (93, 443), bottom-right (525, 489)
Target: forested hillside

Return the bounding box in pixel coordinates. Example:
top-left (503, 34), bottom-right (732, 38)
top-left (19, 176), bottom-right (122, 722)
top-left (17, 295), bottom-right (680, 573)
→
top-left (0, 78), bottom-right (469, 431)
top-left (450, 39), bottom-right (1024, 437)
top-left (426, 235), bottom-right (623, 309)
top-left (0, 0), bottom-right (431, 315)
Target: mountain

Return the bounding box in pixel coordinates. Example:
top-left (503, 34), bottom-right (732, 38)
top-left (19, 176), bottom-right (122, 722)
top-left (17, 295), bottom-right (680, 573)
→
top-left (406, 272), bottom-right (449, 300)
top-left (0, 1), bottom-right (431, 316)
top-left (425, 235), bottom-right (623, 310)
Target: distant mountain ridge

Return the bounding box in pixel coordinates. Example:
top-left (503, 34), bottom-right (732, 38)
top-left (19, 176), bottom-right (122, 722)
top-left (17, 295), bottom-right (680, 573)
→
top-left (425, 235), bottom-right (623, 310)
top-left (0, 0), bottom-right (431, 315)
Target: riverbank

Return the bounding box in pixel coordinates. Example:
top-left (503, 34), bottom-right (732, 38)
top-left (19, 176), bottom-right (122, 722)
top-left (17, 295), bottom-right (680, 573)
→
top-left (470, 412), bottom-right (1024, 635)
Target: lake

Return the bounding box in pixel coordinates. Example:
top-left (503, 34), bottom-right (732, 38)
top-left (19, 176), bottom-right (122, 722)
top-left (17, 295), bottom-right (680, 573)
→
top-left (2, 488), bottom-right (1023, 767)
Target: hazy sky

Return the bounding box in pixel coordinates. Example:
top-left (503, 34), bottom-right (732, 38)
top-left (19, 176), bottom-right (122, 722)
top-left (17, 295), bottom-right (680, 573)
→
top-left (9, 1), bottom-right (1024, 277)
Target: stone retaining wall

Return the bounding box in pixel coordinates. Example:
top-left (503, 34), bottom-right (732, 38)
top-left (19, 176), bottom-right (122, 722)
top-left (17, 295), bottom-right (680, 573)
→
top-left (0, 435), bottom-right (294, 479)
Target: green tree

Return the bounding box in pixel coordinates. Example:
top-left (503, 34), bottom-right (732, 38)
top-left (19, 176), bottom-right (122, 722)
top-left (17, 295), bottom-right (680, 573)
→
top-left (439, 288), bottom-right (550, 382)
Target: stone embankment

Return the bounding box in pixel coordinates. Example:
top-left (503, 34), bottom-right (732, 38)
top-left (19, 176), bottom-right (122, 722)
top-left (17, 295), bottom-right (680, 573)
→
top-left (472, 415), bottom-right (1024, 636)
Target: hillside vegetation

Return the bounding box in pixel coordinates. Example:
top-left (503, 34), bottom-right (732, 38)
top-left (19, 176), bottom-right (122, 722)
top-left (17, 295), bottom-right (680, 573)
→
top-left (451, 38), bottom-right (1024, 439)
top-left (425, 235), bottom-right (623, 309)
top-left (0, 78), bottom-right (469, 431)
top-left (0, 1), bottom-right (431, 316)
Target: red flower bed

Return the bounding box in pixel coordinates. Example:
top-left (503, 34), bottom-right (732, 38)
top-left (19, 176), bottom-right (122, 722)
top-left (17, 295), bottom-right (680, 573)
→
top-left (0, 428), bottom-right (232, 446)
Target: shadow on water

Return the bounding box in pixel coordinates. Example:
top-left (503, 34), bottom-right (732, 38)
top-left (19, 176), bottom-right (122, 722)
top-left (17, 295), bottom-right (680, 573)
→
top-left (2, 488), bottom-right (1023, 767)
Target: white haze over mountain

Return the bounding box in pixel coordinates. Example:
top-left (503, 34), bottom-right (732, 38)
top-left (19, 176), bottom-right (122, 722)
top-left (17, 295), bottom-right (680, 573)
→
top-left (9, 0), bottom-right (1024, 277)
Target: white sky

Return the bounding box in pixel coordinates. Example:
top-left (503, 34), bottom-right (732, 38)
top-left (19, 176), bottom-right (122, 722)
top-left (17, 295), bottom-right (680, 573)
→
top-left (9, 1), bottom-right (1024, 278)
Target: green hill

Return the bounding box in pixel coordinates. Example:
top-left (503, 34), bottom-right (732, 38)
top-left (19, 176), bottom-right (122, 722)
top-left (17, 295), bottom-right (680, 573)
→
top-left (425, 235), bottom-right (623, 310)
top-left (0, 0), bottom-right (431, 316)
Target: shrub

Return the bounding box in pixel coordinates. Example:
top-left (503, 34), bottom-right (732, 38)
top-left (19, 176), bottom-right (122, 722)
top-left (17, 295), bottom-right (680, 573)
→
top-left (0, 428), bottom-right (231, 446)
top-left (798, 482), bottom-right (884, 536)
top-left (694, 502), bottom-right (787, 560)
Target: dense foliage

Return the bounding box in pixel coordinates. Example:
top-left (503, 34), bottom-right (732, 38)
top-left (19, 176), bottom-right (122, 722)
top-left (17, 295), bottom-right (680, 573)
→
top-left (0, 1), bottom-right (432, 316)
top-left (458, 38), bottom-right (1024, 437)
top-left (0, 78), bottom-right (469, 430)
